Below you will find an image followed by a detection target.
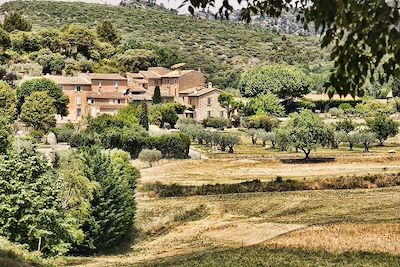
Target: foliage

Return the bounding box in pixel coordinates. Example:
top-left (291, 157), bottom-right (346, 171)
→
top-left (159, 104), bottom-right (179, 128)
top-left (333, 130), bottom-right (347, 148)
top-left (116, 49), bottom-right (157, 72)
top-left (138, 148), bottom-right (162, 167)
top-left (16, 78), bottom-right (69, 116)
top-left (355, 100), bottom-right (396, 116)
top-left (187, 0), bottom-right (399, 97)
top-left (246, 128), bottom-right (259, 145)
top-left (244, 114), bottom-right (279, 131)
top-left (20, 91), bottom-right (56, 132)
top-left (335, 119), bottom-right (355, 133)
top-left (0, 1), bottom-right (327, 88)
top-left (0, 117), bottom-right (12, 155)
top-left (58, 151), bottom-right (99, 222)
top-left (0, 148), bottom-right (83, 256)
top-left (109, 149), bottom-right (140, 191)
top-left (367, 114), bottom-right (399, 146)
top-left (242, 92), bottom-right (284, 117)
top-left (256, 129), bottom-right (275, 147)
top-left (3, 12), bottom-right (32, 32)
top-left (96, 20), bottom-right (121, 45)
top-left (139, 101), bottom-right (149, 131)
top-left (238, 65), bottom-right (310, 99)
top-left (76, 148), bottom-right (136, 254)
top-left (202, 116), bottom-right (229, 130)
top-left (0, 81), bottom-right (16, 123)
top-left (357, 129), bottom-right (377, 153)
top-left (0, 27), bottom-right (11, 51)
top-left (217, 92), bottom-right (242, 118)
top-left (147, 133), bottom-right (190, 159)
top-left (52, 123), bottom-right (75, 143)
top-left (152, 86), bottom-right (161, 104)
top-left (275, 110), bottom-right (334, 158)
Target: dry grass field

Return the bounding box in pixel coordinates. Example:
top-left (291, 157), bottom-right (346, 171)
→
top-left (63, 137), bottom-right (400, 267)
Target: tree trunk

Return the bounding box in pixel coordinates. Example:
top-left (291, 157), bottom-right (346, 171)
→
top-left (302, 148), bottom-right (310, 159)
top-left (228, 146), bottom-right (234, 153)
top-left (364, 143), bottom-right (369, 153)
top-left (378, 139), bottom-right (384, 146)
top-left (349, 143), bottom-right (353, 151)
top-left (252, 136), bottom-right (256, 145)
top-left (272, 141), bottom-right (275, 149)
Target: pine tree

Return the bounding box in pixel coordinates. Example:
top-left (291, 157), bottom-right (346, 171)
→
top-left (152, 86), bottom-right (161, 104)
top-left (139, 101), bottom-right (149, 131)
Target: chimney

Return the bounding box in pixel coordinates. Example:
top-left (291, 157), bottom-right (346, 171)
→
top-left (208, 82), bottom-right (212, 89)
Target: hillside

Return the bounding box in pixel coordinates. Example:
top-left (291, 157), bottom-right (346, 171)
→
top-left (0, 1), bottom-right (328, 87)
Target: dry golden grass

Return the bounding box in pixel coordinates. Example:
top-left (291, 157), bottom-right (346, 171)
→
top-left (265, 223), bottom-right (400, 255)
top-left (140, 156), bottom-right (400, 185)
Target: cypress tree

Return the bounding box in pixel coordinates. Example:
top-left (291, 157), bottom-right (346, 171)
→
top-left (152, 86), bottom-right (161, 104)
top-left (139, 101), bottom-right (149, 131)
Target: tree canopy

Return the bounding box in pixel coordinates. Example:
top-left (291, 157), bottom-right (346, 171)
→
top-left (238, 65), bottom-right (310, 99)
top-left (186, 0), bottom-right (400, 97)
top-left (96, 20), bottom-right (121, 45)
top-left (16, 78), bottom-right (69, 116)
top-left (0, 81), bottom-right (16, 123)
top-left (2, 11), bottom-right (32, 32)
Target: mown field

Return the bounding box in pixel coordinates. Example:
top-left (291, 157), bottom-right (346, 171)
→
top-left (62, 134), bottom-right (400, 267)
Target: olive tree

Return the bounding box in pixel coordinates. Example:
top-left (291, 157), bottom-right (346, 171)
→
top-left (246, 128), bottom-right (259, 145)
top-left (138, 148), bottom-right (162, 167)
top-left (367, 114), bottom-right (399, 146)
top-left (275, 110), bottom-right (334, 159)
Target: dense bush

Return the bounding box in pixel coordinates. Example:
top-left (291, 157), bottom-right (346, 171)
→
top-left (143, 173), bottom-right (400, 198)
top-left (202, 116), bottom-right (230, 130)
top-left (69, 131), bottom-right (98, 148)
top-left (367, 114), bottom-right (399, 146)
top-left (244, 115), bottom-right (279, 131)
top-left (147, 133), bottom-right (190, 159)
top-left (0, 148), bottom-right (82, 255)
top-left (52, 123), bottom-right (75, 143)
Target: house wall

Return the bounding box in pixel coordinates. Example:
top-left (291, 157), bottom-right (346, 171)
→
top-left (178, 71), bottom-right (205, 91)
top-left (59, 84), bottom-right (92, 123)
top-left (189, 91), bottom-right (227, 121)
top-left (90, 79), bottom-right (128, 93)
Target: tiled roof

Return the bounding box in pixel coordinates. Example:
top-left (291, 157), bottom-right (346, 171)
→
top-left (81, 73), bottom-right (127, 81)
top-left (147, 67), bottom-right (171, 75)
top-left (138, 70), bottom-right (162, 79)
top-left (18, 75), bottom-right (92, 86)
top-left (162, 70), bottom-right (193, 78)
top-left (129, 87), bottom-right (147, 93)
top-left (179, 87), bottom-right (202, 94)
top-left (188, 87), bottom-right (219, 97)
top-left (129, 93), bottom-right (152, 101)
top-left (87, 92), bottom-right (129, 99)
top-left (127, 72), bottom-right (144, 79)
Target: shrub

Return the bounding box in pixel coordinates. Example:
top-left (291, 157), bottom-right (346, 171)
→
top-left (335, 118), bottom-right (355, 133)
top-left (202, 116), bottom-right (229, 130)
top-left (328, 107), bottom-right (344, 117)
top-left (244, 114), bottom-right (279, 131)
top-left (138, 149), bottom-right (162, 167)
top-left (69, 131), bottom-right (98, 148)
top-left (367, 114), bottom-right (399, 146)
top-left (147, 133), bottom-right (190, 159)
top-left (52, 123), bottom-right (75, 143)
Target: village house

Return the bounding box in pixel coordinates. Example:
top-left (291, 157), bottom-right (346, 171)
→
top-left (20, 73), bottom-right (129, 123)
top-left (126, 67), bottom-right (227, 121)
top-left (21, 66), bottom-right (227, 124)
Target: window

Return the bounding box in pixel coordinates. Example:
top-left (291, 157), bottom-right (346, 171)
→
top-left (220, 111), bottom-right (224, 117)
top-left (114, 81), bottom-right (119, 89)
top-left (76, 96), bottom-right (81, 105)
top-left (207, 97), bottom-right (211, 106)
top-left (88, 99), bottom-right (95, 104)
top-left (207, 111), bottom-right (212, 118)
top-left (76, 108), bottom-right (81, 117)
top-left (98, 80), bottom-right (103, 87)
top-left (75, 85), bottom-right (82, 92)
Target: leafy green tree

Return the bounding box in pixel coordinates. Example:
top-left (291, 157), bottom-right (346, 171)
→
top-left (152, 86), bottom-right (161, 104)
top-left (138, 148), bottom-right (162, 167)
top-left (116, 49), bottom-right (158, 72)
top-left (31, 48), bottom-right (66, 74)
top-left (357, 129), bottom-right (376, 153)
top-left (243, 92), bottom-right (285, 117)
top-left (96, 20), bottom-right (121, 45)
top-left (275, 110), bottom-right (334, 159)
top-left (0, 148), bottom-right (83, 255)
top-left (333, 130), bottom-right (347, 148)
top-left (218, 92), bottom-right (235, 118)
top-left (346, 131), bottom-right (360, 151)
top-left (244, 114), bottom-right (279, 131)
top-left (187, 0), bottom-right (399, 97)
top-left (20, 91), bottom-right (56, 132)
top-left (61, 24), bottom-right (96, 58)
top-left (160, 104), bottom-right (178, 128)
top-left (109, 150), bottom-right (140, 190)
top-left (202, 116), bottom-right (229, 130)
top-left (225, 134), bottom-right (241, 153)
top-left (2, 12), bottom-right (32, 32)
top-left (0, 28), bottom-right (11, 51)
top-left (335, 118), bottom-right (355, 133)
top-left (367, 114), bottom-right (399, 146)
top-left (238, 65), bottom-right (310, 99)
top-left (58, 151), bottom-right (99, 222)
top-left (0, 117), bottom-right (12, 154)
top-left (139, 101), bottom-right (149, 131)
top-left (16, 78), bottom-right (69, 116)
top-left (246, 128), bottom-right (259, 145)
top-left (0, 81), bottom-right (16, 123)
top-left (77, 148), bottom-right (136, 253)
